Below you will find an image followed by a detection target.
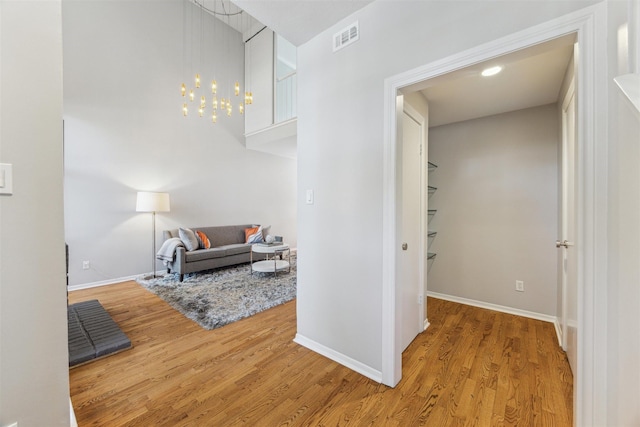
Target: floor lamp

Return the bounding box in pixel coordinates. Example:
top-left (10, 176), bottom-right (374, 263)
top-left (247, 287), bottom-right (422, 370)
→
top-left (136, 191), bottom-right (170, 279)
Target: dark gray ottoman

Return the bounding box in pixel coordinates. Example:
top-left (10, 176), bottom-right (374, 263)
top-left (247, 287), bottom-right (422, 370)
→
top-left (68, 299), bottom-right (131, 367)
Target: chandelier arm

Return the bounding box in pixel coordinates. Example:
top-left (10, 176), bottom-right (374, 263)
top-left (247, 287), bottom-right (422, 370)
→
top-left (191, 0), bottom-right (243, 18)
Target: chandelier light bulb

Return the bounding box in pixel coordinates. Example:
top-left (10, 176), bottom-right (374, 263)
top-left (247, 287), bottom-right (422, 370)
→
top-left (198, 106), bottom-right (204, 117)
top-left (249, 92), bottom-right (253, 105)
top-left (212, 111), bottom-right (217, 123)
top-left (211, 80), bottom-right (217, 94)
top-left (181, 83), bottom-right (186, 97)
top-left (182, 103), bottom-right (188, 116)
top-left (189, 90), bottom-right (195, 102)
top-left (212, 96), bottom-right (218, 110)
top-left (227, 104), bottom-right (232, 116)
top-left (195, 73), bottom-right (201, 88)
top-left (239, 102), bottom-right (244, 115)
top-left (221, 98), bottom-right (226, 110)
top-left (200, 95), bottom-right (206, 109)
top-left (235, 82), bottom-right (240, 96)
top-left (245, 92), bottom-right (249, 103)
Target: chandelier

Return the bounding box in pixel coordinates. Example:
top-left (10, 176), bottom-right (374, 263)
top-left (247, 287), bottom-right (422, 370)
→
top-left (180, 0), bottom-right (253, 123)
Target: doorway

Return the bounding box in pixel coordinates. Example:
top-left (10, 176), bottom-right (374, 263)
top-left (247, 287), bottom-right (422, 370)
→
top-left (382, 6), bottom-right (606, 426)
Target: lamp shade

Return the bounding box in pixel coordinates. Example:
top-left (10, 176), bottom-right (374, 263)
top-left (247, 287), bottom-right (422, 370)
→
top-left (136, 191), bottom-right (170, 213)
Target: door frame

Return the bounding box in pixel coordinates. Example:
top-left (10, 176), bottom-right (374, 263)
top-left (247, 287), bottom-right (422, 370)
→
top-left (381, 4), bottom-right (607, 426)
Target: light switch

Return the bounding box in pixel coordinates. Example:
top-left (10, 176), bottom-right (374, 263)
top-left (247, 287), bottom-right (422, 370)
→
top-left (0, 163), bottom-right (13, 195)
top-left (306, 189), bottom-right (314, 204)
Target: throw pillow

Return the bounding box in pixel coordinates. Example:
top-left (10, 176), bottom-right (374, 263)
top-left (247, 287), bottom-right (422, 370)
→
top-left (195, 230), bottom-right (211, 249)
top-left (261, 225), bottom-right (271, 240)
top-left (179, 228), bottom-right (199, 251)
top-left (245, 226), bottom-right (264, 244)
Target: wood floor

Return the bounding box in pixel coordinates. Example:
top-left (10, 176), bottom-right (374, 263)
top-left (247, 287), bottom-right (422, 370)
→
top-left (69, 281), bottom-right (573, 426)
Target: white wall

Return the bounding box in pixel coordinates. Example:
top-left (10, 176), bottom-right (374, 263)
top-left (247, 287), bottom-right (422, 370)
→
top-left (0, 1), bottom-right (69, 426)
top-left (245, 28), bottom-right (274, 134)
top-left (296, 0), bottom-right (597, 375)
top-left (606, 0), bottom-right (640, 425)
top-left (428, 105), bottom-right (559, 315)
top-left (63, 1), bottom-right (297, 287)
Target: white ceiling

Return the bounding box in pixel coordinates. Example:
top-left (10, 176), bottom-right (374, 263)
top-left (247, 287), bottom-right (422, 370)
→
top-left (404, 34), bottom-right (576, 127)
top-left (231, 0), bottom-right (374, 46)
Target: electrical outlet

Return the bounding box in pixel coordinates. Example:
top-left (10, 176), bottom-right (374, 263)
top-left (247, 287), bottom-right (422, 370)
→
top-left (516, 280), bottom-right (524, 292)
top-left (82, 260), bottom-right (90, 270)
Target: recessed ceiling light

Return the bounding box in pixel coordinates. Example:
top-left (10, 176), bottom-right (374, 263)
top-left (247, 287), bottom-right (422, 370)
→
top-left (481, 66), bottom-right (503, 77)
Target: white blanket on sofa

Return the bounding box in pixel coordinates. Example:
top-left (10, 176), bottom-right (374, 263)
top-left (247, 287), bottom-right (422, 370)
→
top-left (156, 237), bottom-right (184, 265)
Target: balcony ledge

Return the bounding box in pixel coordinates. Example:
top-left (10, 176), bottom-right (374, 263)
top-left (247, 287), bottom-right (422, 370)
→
top-left (245, 118), bottom-right (297, 159)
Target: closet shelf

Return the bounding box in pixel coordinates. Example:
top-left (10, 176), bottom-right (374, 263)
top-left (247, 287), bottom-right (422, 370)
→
top-left (427, 231), bottom-right (437, 238)
top-left (427, 252), bottom-right (437, 260)
top-left (428, 186), bottom-right (437, 193)
top-left (428, 161), bottom-right (438, 171)
top-left (428, 209), bottom-right (437, 215)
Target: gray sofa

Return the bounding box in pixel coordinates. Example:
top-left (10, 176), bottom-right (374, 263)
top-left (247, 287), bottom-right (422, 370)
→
top-left (162, 224), bottom-right (267, 282)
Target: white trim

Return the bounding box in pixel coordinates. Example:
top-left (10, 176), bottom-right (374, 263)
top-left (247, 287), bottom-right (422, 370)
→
top-left (554, 318), bottom-right (563, 347)
top-left (69, 397), bottom-right (78, 427)
top-left (381, 91), bottom-right (402, 386)
top-left (293, 333), bottom-right (382, 383)
top-left (426, 291), bottom-right (558, 324)
top-left (382, 5), bottom-right (607, 426)
top-left (67, 274), bottom-right (142, 291)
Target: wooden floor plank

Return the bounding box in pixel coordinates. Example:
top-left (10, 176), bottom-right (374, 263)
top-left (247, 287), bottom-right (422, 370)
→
top-left (69, 282), bottom-right (573, 426)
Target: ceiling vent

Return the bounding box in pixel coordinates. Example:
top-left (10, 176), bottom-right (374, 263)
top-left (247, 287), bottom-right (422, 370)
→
top-left (333, 21), bottom-right (359, 52)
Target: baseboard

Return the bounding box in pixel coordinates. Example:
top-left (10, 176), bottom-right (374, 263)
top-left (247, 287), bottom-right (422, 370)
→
top-left (70, 397), bottom-right (78, 427)
top-left (553, 318), bottom-right (563, 347)
top-left (294, 333), bottom-right (382, 383)
top-left (68, 274), bottom-right (142, 292)
top-left (426, 291), bottom-right (558, 324)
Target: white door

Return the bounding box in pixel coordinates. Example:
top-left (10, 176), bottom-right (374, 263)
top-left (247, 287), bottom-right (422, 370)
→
top-left (559, 78), bottom-right (578, 374)
top-left (399, 106), bottom-right (424, 351)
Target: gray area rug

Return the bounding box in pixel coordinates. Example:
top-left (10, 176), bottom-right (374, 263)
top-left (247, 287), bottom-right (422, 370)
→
top-left (136, 254), bottom-right (296, 330)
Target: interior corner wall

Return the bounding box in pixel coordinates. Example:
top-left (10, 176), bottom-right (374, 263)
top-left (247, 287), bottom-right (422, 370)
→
top-left (63, 1), bottom-right (296, 287)
top-left (0, 1), bottom-right (70, 426)
top-left (427, 105), bottom-right (559, 316)
top-left (296, 0), bottom-right (597, 376)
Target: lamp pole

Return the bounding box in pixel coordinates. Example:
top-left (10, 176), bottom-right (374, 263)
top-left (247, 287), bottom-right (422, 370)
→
top-left (136, 191), bottom-right (170, 280)
top-left (151, 210), bottom-right (157, 278)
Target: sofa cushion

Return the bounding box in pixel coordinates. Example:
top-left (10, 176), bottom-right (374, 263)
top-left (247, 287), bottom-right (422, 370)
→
top-left (218, 243), bottom-right (251, 256)
top-left (185, 247), bottom-right (227, 262)
top-left (179, 228), bottom-right (199, 251)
